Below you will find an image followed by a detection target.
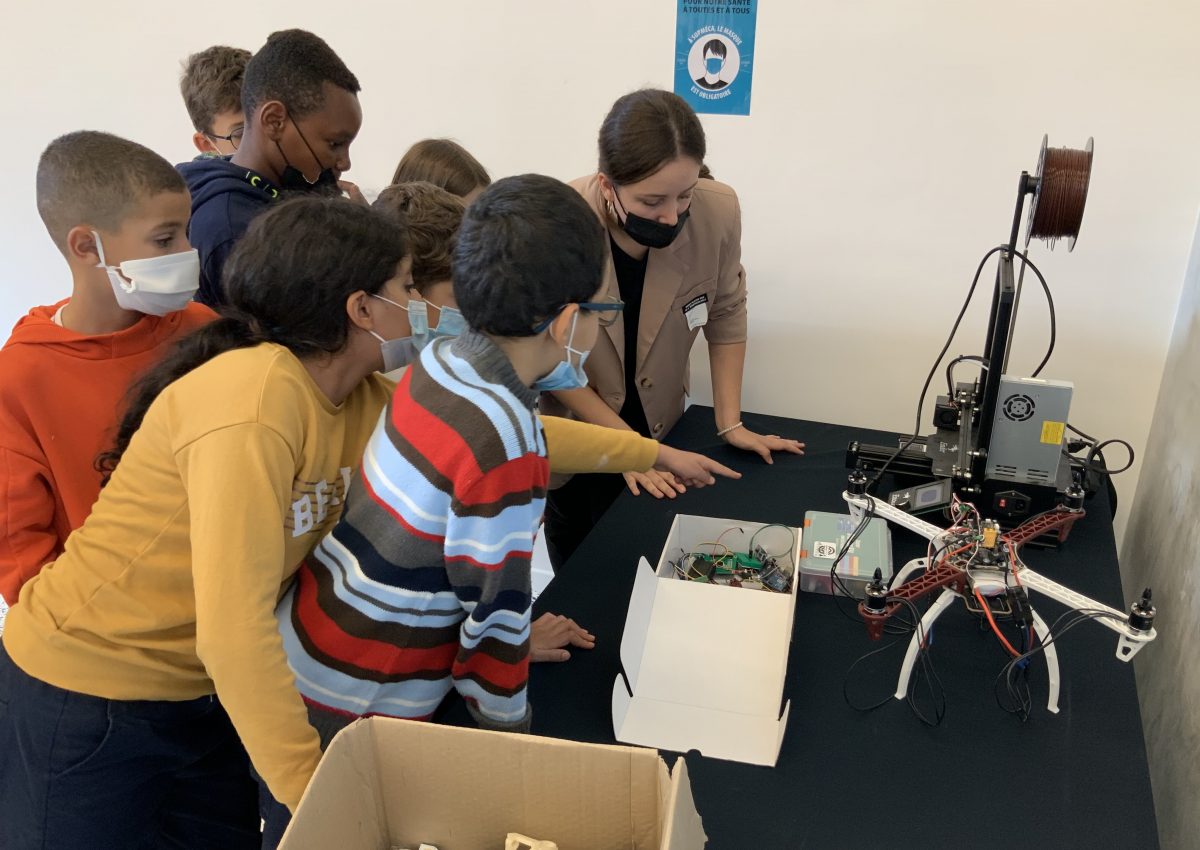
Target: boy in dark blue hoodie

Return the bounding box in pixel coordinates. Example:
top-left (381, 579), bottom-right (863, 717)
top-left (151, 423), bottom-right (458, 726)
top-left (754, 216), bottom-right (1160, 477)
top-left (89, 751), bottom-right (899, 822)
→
top-left (178, 29), bottom-right (365, 308)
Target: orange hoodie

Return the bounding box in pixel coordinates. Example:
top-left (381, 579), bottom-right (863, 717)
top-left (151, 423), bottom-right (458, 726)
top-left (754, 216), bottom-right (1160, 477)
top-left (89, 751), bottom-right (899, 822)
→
top-left (0, 299), bottom-right (214, 604)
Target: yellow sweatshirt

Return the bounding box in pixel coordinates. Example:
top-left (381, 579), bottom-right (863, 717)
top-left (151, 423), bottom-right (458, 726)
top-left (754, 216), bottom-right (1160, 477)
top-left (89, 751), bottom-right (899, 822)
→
top-left (3, 343), bottom-right (657, 812)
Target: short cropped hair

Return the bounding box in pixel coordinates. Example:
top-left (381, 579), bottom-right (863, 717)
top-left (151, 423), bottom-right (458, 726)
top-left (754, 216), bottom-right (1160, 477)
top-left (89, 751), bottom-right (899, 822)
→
top-left (452, 175), bottom-right (603, 337)
top-left (390, 139), bottom-right (491, 198)
top-left (242, 29), bottom-right (360, 119)
top-left (180, 45), bottom-right (251, 134)
top-left (373, 182), bottom-right (464, 294)
top-left (36, 131), bottom-right (186, 253)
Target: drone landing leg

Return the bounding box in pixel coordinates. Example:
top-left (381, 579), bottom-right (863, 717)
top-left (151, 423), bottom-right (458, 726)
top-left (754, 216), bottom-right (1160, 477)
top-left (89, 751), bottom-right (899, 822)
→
top-left (895, 588), bottom-right (958, 701)
top-left (1030, 606), bottom-right (1061, 714)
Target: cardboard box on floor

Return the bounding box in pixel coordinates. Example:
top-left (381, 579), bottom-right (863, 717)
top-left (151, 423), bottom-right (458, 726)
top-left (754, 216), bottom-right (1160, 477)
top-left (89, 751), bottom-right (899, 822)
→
top-left (613, 515), bottom-right (801, 767)
top-left (278, 717), bottom-right (706, 850)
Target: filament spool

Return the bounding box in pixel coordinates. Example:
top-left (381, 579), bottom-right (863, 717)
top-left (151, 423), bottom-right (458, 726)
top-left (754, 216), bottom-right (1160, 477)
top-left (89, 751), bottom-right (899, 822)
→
top-left (1025, 135), bottom-right (1093, 251)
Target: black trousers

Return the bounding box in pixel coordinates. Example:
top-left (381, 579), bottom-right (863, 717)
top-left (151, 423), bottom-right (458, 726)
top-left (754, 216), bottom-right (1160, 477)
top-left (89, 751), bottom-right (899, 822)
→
top-left (0, 642), bottom-right (259, 850)
top-left (543, 472), bottom-right (628, 572)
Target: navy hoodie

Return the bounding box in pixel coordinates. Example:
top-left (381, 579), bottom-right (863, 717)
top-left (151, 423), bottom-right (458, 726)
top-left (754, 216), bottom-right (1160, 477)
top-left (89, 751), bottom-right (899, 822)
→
top-left (177, 157), bottom-right (280, 308)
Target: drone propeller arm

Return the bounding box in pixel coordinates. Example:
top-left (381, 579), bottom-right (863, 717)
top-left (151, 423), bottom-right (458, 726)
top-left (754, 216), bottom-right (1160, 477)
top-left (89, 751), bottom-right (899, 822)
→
top-left (844, 491), bottom-right (947, 545)
top-left (1017, 567), bottom-right (1156, 661)
top-left (1004, 507), bottom-right (1085, 548)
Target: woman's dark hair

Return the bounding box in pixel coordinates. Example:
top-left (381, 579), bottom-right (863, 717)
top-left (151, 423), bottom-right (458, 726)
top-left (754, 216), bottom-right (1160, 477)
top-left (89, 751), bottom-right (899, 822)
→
top-left (96, 197), bottom-right (409, 480)
top-left (452, 174), bottom-right (603, 337)
top-left (598, 89), bottom-right (707, 185)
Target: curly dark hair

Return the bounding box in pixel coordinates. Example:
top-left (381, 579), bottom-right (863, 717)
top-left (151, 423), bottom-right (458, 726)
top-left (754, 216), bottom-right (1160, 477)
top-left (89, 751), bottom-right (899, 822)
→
top-left (242, 29), bottom-right (359, 118)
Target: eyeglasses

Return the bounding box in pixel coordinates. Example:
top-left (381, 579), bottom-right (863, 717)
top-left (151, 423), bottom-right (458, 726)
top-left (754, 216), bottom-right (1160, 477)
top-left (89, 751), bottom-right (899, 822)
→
top-left (533, 295), bottom-right (625, 332)
top-left (207, 126), bottom-right (245, 150)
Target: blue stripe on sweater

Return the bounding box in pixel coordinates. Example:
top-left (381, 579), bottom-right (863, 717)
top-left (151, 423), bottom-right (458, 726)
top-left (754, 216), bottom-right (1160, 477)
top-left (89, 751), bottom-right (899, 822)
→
top-left (443, 498), bottom-right (545, 566)
top-left (453, 678), bottom-right (528, 723)
top-left (361, 430), bottom-right (450, 539)
top-left (309, 539), bottom-right (465, 629)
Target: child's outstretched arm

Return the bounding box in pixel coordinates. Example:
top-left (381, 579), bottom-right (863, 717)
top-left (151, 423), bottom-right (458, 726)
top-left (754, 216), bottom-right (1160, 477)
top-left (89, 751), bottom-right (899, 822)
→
top-left (539, 414), bottom-right (741, 489)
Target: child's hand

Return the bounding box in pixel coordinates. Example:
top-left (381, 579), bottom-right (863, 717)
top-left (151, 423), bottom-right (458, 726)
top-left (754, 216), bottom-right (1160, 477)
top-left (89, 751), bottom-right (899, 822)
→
top-left (653, 445), bottom-right (742, 488)
top-left (338, 180), bottom-right (368, 206)
top-left (530, 612), bottom-right (595, 662)
top-left (623, 469), bottom-right (686, 498)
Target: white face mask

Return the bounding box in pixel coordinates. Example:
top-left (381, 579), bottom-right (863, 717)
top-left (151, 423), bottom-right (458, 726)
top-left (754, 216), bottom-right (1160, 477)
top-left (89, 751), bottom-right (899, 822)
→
top-left (93, 231), bottom-right (200, 316)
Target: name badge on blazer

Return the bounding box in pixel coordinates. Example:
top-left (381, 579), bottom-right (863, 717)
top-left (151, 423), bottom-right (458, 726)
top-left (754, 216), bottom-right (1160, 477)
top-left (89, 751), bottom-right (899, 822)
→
top-left (682, 293), bottom-right (709, 330)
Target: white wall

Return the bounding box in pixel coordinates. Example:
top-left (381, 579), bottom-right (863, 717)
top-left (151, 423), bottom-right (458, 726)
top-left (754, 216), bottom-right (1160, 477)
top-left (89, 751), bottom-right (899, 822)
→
top-left (1, 0), bottom-right (1197, 544)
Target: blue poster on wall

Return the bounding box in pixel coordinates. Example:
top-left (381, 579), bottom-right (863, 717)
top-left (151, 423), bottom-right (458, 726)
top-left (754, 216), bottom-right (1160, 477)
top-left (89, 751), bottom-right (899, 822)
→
top-left (674, 0), bottom-right (758, 116)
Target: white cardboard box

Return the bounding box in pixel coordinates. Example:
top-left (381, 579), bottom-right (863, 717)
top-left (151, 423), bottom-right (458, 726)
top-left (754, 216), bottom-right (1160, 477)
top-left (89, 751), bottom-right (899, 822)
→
top-left (279, 717), bottom-right (706, 850)
top-left (613, 515), bottom-right (801, 767)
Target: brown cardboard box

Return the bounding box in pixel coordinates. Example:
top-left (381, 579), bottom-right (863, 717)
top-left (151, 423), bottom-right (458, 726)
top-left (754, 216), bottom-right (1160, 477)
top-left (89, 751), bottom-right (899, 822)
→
top-left (279, 717), bottom-right (707, 850)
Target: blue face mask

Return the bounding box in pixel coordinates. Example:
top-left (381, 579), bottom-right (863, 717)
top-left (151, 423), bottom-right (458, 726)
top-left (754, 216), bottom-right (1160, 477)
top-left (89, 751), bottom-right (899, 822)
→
top-left (408, 299), bottom-right (467, 350)
top-left (705, 56), bottom-right (723, 75)
top-left (533, 311), bottom-right (591, 392)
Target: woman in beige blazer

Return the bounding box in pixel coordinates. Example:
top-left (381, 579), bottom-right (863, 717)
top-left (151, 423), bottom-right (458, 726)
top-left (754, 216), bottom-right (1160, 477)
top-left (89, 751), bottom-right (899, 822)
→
top-left (541, 89), bottom-right (804, 570)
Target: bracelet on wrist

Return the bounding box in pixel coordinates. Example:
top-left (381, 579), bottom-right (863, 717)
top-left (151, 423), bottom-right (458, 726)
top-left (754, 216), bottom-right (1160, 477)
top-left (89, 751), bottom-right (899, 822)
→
top-left (717, 421), bottom-right (744, 438)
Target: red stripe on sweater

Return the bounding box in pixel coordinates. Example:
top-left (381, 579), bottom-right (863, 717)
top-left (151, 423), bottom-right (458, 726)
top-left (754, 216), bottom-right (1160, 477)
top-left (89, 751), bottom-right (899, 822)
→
top-left (294, 567), bottom-right (459, 675)
top-left (458, 453), bottom-right (550, 507)
top-left (444, 551), bottom-right (533, 572)
top-left (390, 372), bottom-right (481, 485)
top-left (453, 648), bottom-right (530, 692)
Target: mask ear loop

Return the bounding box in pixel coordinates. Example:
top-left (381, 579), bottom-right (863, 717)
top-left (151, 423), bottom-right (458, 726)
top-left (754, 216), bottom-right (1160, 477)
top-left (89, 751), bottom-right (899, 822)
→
top-left (562, 309), bottom-right (587, 368)
top-left (292, 118), bottom-right (331, 184)
top-left (91, 230), bottom-right (136, 292)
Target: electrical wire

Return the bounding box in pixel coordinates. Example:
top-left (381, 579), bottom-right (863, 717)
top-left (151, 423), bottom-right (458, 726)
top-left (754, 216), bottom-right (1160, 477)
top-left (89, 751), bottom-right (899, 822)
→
top-left (993, 607), bottom-right (1119, 722)
top-left (867, 245), bottom-right (1007, 491)
top-left (748, 523), bottom-right (796, 559)
top-left (945, 354), bottom-right (988, 400)
top-left (1014, 250), bottom-right (1056, 378)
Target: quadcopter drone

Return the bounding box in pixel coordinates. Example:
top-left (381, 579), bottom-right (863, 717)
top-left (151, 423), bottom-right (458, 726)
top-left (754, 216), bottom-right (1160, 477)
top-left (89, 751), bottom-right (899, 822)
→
top-left (841, 470), bottom-right (1157, 715)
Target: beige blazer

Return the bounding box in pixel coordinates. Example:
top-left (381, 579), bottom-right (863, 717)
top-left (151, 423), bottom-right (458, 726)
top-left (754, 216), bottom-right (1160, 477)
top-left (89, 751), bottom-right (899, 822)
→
top-left (541, 173), bottom-right (749, 439)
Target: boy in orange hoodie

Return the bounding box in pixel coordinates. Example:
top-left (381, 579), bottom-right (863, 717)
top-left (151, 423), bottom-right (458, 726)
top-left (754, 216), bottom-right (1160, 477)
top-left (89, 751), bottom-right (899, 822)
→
top-left (0, 131), bottom-right (214, 613)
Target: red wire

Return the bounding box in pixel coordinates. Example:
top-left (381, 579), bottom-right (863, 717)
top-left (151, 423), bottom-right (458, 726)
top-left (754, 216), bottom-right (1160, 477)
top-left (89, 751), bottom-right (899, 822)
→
top-left (975, 589), bottom-right (1021, 658)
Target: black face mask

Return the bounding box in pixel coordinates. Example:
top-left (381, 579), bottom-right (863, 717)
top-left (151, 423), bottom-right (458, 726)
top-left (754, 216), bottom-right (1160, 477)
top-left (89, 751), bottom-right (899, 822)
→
top-left (613, 189), bottom-right (690, 249)
top-left (277, 119), bottom-right (340, 194)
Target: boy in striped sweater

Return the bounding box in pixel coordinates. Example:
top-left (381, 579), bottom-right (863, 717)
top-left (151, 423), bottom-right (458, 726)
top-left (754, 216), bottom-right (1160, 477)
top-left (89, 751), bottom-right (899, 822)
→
top-left (276, 174), bottom-right (636, 740)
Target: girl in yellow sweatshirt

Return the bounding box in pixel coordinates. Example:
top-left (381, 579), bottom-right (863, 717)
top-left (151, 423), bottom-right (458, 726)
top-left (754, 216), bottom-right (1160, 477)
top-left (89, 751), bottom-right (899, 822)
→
top-left (0, 196), bottom-right (735, 848)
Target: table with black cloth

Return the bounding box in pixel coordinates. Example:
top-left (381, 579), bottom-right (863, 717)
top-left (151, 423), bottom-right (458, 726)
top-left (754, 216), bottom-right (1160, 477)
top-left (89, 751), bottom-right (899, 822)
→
top-left (525, 405), bottom-right (1158, 849)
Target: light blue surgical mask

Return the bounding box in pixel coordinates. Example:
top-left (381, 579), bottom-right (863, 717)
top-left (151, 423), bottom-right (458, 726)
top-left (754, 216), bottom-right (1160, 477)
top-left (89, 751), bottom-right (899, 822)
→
top-left (406, 299), bottom-right (466, 350)
top-left (533, 311), bottom-right (591, 392)
top-left (370, 293), bottom-right (421, 371)
top-left (705, 56), bottom-right (723, 75)
top-left (429, 302), bottom-right (467, 338)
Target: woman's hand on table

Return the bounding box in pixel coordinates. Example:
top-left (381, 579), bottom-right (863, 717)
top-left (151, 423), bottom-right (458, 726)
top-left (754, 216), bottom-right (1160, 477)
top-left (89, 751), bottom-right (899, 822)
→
top-left (722, 426), bottom-right (805, 464)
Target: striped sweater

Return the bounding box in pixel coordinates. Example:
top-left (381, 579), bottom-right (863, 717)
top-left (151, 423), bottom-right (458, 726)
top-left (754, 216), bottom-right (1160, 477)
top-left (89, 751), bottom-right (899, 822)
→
top-left (277, 331), bottom-right (545, 736)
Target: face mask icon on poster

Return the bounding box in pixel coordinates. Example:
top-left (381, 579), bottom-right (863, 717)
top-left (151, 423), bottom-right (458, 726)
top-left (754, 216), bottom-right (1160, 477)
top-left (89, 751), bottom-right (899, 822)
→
top-left (92, 232), bottom-right (200, 316)
top-left (611, 188), bottom-right (690, 250)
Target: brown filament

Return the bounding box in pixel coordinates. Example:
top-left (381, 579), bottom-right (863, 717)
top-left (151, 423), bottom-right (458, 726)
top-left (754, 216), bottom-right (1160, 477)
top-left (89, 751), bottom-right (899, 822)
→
top-left (1029, 143), bottom-right (1093, 251)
